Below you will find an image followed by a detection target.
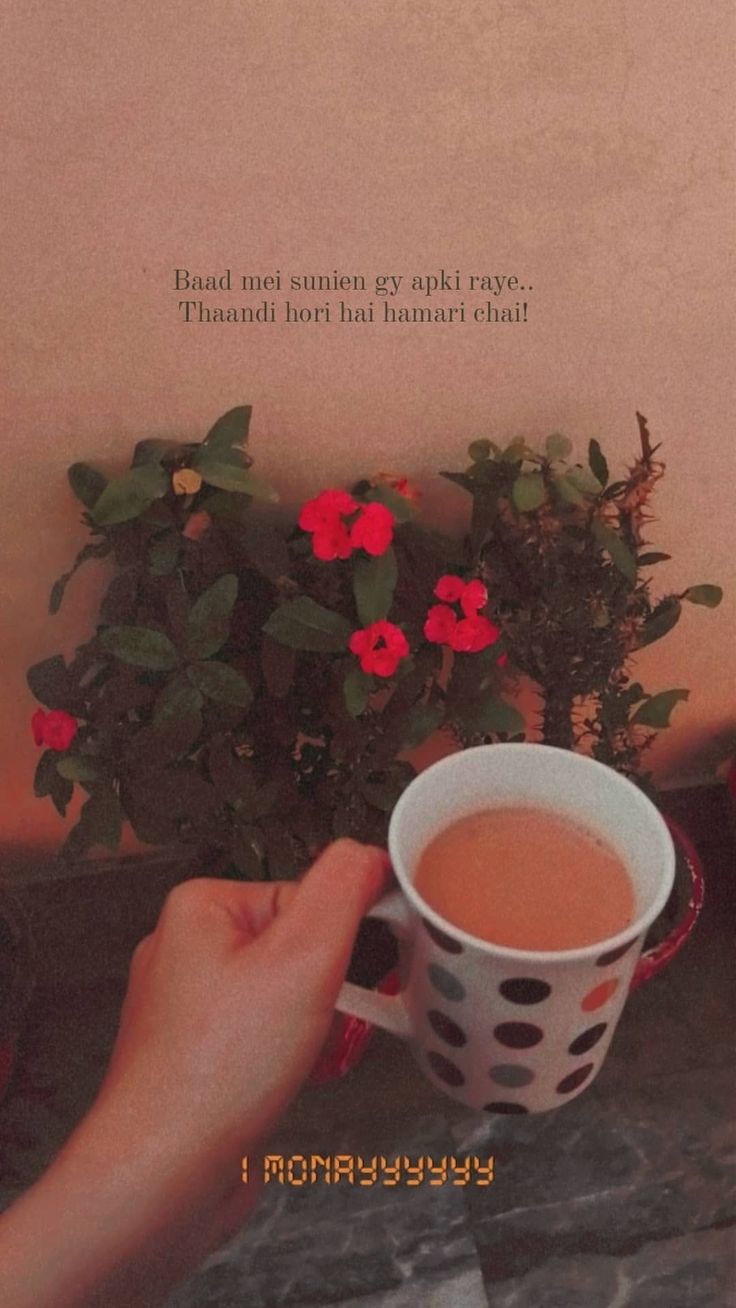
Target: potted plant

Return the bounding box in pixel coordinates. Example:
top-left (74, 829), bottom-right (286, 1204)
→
top-left (27, 407), bottom-right (721, 1075)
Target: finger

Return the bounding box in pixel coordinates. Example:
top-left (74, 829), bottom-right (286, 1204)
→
top-left (158, 877), bottom-right (300, 946)
top-left (258, 839), bottom-right (392, 989)
top-left (129, 931), bottom-right (155, 976)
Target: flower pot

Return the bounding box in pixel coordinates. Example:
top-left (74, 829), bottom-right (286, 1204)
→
top-left (0, 890), bottom-right (34, 1104)
top-left (632, 816), bottom-right (704, 987)
top-left (309, 914), bottom-right (399, 1083)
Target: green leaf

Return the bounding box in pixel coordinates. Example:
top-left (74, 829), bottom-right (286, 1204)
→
top-left (56, 756), bottom-right (102, 782)
top-left (352, 547), bottom-right (398, 625)
top-left (636, 598), bottom-right (682, 648)
top-left (148, 531), bottom-right (180, 576)
top-left (439, 470), bottom-right (475, 494)
top-left (566, 464), bottom-right (603, 495)
top-left (90, 463), bottom-right (168, 526)
top-left (48, 579), bottom-right (66, 615)
top-left (27, 655), bottom-right (81, 713)
top-left (360, 483), bottom-right (417, 522)
top-left (468, 438), bottom-right (493, 462)
top-left (48, 540), bottom-right (112, 615)
top-left (183, 574), bottom-right (238, 660)
top-left (546, 432), bottom-right (572, 460)
top-left (34, 748), bottom-right (70, 806)
top-left (592, 521), bottom-right (637, 585)
top-left (344, 664), bottom-right (372, 718)
top-left (512, 472), bottom-right (546, 512)
top-left (196, 460), bottom-right (278, 500)
top-left (187, 660), bottom-right (253, 707)
top-left (602, 479), bottom-right (628, 501)
top-left (500, 437), bottom-right (528, 463)
top-left (68, 462), bottom-right (108, 509)
top-left (230, 824), bottom-right (267, 879)
top-left (62, 788), bottom-right (123, 856)
top-left (101, 626), bottom-right (180, 670)
top-left (638, 552), bottom-right (671, 566)
top-left (132, 438), bottom-right (179, 466)
top-left (588, 439), bottom-right (609, 487)
top-left (554, 475), bottom-right (586, 506)
top-left (460, 694), bottom-right (525, 737)
top-left (683, 584), bottom-right (723, 608)
top-left (263, 596), bottom-right (353, 652)
top-left (402, 701), bottom-right (445, 748)
top-left (631, 689), bottom-right (689, 728)
top-left (199, 406), bottom-right (252, 461)
top-left (153, 673), bottom-right (204, 725)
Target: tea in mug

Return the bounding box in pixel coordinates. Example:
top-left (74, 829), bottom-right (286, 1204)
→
top-left (413, 806), bottom-right (635, 951)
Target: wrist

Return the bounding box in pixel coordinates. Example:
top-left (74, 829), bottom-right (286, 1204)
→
top-left (0, 1094), bottom-right (244, 1308)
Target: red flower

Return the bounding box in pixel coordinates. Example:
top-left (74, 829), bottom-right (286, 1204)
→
top-left (349, 502), bottom-right (394, 557)
top-left (31, 708), bottom-right (47, 746)
top-left (298, 489), bottom-right (358, 532)
top-left (450, 615), bottom-right (501, 654)
top-left (434, 574), bottom-right (465, 603)
top-left (312, 519), bottom-right (354, 561)
top-left (423, 604), bottom-right (458, 644)
top-left (298, 489), bottom-right (394, 561)
top-left (460, 579), bottom-right (488, 617)
top-left (372, 473), bottom-right (421, 505)
top-left (349, 620), bottom-right (410, 677)
top-left (31, 708), bottom-right (78, 751)
top-left (425, 574), bottom-right (505, 661)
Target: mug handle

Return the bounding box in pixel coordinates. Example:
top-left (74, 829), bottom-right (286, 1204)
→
top-left (629, 817), bottom-right (705, 991)
top-left (334, 889), bottom-right (414, 1040)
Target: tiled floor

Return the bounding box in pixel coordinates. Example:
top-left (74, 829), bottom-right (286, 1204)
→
top-left (1, 788), bottom-right (734, 1306)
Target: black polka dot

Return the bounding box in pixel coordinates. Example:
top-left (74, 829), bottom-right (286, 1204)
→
top-left (499, 977), bottom-right (551, 1005)
top-left (556, 1063), bottom-right (595, 1094)
top-left (596, 939), bottom-right (635, 967)
top-left (427, 1009), bottom-right (467, 1048)
top-left (427, 1050), bottom-right (465, 1087)
top-left (483, 1101), bottom-right (529, 1114)
top-left (422, 917), bottom-right (463, 954)
top-left (489, 1064), bottom-right (535, 1088)
top-left (427, 963), bottom-right (466, 1003)
top-left (494, 1022), bottom-right (543, 1049)
top-left (568, 1024), bottom-right (608, 1056)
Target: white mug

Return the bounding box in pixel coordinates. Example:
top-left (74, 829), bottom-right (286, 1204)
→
top-left (334, 744), bottom-right (677, 1114)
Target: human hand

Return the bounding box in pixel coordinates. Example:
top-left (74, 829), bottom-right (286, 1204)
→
top-left (99, 837), bottom-right (391, 1161)
top-left (0, 838), bottom-right (392, 1308)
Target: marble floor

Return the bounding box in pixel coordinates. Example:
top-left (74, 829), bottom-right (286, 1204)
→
top-left (1, 787), bottom-right (734, 1307)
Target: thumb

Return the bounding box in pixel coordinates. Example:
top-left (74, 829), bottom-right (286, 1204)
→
top-left (258, 838), bottom-right (393, 996)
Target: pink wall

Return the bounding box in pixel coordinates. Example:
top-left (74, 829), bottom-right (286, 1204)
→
top-left (2, 1), bottom-right (734, 846)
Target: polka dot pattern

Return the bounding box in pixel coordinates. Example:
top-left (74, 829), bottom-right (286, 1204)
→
top-left (421, 917), bottom-right (463, 954)
top-left (582, 979), bottom-right (619, 1012)
top-left (568, 1024), bottom-right (607, 1056)
top-left (499, 977), bottom-right (551, 1005)
top-left (484, 1101), bottom-right (529, 1114)
top-left (410, 916), bottom-right (628, 1110)
top-left (427, 963), bottom-right (466, 1003)
top-left (556, 1063), bottom-right (595, 1095)
top-left (427, 1050), bottom-right (465, 1087)
top-left (489, 1064), bottom-right (535, 1088)
top-left (596, 939), bottom-right (635, 967)
top-left (494, 1022), bottom-right (543, 1049)
top-left (427, 1009), bottom-right (467, 1048)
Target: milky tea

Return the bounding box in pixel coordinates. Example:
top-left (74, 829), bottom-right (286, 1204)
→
top-left (413, 806), bottom-right (636, 952)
